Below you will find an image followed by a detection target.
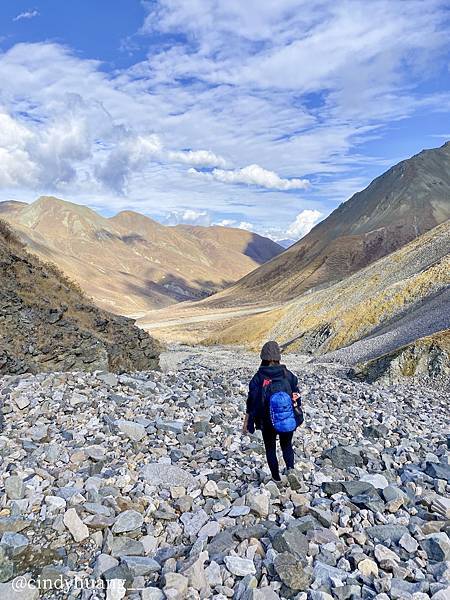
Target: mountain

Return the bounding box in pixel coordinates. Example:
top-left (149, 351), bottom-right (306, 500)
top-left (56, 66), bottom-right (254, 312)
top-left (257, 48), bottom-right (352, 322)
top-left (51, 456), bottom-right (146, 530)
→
top-left (0, 197), bottom-right (283, 315)
top-left (203, 141), bottom-right (450, 308)
top-left (0, 219), bottom-right (161, 375)
top-left (209, 220), bottom-right (450, 353)
top-left (276, 238), bottom-right (296, 249)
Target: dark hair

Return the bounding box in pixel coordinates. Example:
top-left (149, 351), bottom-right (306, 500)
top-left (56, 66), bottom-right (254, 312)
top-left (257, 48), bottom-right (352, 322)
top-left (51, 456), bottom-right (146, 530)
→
top-left (261, 359), bottom-right (280, 366)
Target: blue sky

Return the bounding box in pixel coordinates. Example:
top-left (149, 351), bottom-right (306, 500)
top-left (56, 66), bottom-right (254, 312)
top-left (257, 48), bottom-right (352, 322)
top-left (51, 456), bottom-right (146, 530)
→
top-left (0, 1), bottom-right (449, 241)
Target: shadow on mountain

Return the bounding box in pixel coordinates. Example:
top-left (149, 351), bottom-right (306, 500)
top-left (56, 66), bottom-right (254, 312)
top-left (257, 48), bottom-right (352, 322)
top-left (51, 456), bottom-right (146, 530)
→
top-left (123, 273), bottom-right (235, 306)
top-left (244, 233), bottom-right (285, 264)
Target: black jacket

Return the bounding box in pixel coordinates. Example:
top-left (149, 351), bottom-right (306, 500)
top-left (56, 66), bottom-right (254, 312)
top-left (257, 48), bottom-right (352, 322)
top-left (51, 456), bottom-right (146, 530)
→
top-left (246, 364), bottom-right (299, 433)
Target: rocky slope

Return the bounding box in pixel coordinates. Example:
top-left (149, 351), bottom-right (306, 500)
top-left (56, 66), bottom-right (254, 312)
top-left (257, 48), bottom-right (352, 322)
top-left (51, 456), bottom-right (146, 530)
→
top-left (0, 219), bottom-right (161, 375)
top-left (201, 141), bottom-right (450, 309)
top-left (0, 346), bottom-right (449, 599)
top-left (0, 197), bottom-right (282, 315)
top-left (209, 221), bottom-right (450, 355)
top-left (349, 329), bottom-right (450, 387)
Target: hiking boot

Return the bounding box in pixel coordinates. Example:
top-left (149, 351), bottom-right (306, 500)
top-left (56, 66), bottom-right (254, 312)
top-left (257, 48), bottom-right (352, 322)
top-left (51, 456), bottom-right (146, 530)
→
top-left (286, 469), bottom-right (302, 491)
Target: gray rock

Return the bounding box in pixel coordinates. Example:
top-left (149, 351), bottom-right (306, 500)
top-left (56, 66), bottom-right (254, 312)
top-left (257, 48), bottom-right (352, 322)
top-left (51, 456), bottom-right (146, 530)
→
top-left (274, 552), bottom-right (313, 591)
top-left (0, 575), bottom-right (39, 599)
top-left (420, 533), bottom-right (450, 562)
top-left (224, 556), bottom-right (256, 577)
top-left (115, 419), bottom-right (147, 441)
top-left (424, 462), bottom-right (450, 483)
top-left (180, 509), bottom-right (209, 537)
top-left (63, 508), bottom-right (89, 542)
top-left (0, 532), bottom-right (29, 556)
top-left (399, 532), bottom-right (418, 553)
top-left (110, 536), bottom-right (145, 557)
top-left (140, 463), bottom-right (196, 488)
top-left (141, 588), bottom-right (165, 600)
top-left (4, 476), bottom-right (25, 500)
top-left (271, 526), bottom-right (308, 559)
top-left (366, 525), bottom-right (408, 543)
top-left (323, 445), bottom-right (364, 469)
top-left (112, 510), bottom-right (144, 534)
top-left (164, 572), bottom-right (189, 599)
top-left (121, 555), bottom-right (160, 576)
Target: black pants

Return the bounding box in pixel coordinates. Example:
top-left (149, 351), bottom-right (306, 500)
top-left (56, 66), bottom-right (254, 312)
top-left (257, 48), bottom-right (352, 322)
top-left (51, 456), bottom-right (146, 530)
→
top-left (262, 426), bottom-right (295, 481)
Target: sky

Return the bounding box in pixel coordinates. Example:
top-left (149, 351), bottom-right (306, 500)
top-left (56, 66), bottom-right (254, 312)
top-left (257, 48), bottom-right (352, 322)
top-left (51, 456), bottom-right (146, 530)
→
top-left (0, 0), bottom-right (449, 243)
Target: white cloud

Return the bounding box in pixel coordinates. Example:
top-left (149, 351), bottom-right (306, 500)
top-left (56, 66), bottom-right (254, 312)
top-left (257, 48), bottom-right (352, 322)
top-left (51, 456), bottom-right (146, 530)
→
top-left (286, 209), bottom-right (323, 239)
top-left (0, 0), bottom-right (449, 233)
top-left (13, 10), bottom-right (39, 22)
top-left (167, 149), bottom-right (227, 168)
top-left (214, 218), bottom-right (255, 231)
top-left (190, 164), bottom-right (310, 190)
top-left (164, 209), bottom-right (211, 226)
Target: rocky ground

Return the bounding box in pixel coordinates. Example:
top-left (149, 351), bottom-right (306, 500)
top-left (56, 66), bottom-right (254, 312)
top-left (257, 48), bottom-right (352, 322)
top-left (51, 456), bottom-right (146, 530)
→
top-left (0, 346), bottom-right (449, 600)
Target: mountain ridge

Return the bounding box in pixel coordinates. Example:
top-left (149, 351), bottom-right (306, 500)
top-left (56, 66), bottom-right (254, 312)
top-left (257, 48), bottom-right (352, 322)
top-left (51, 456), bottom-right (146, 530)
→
top-left (0, 196), bottom-right (283, 315)
top-left (200, 141), bottom-right (450, 308)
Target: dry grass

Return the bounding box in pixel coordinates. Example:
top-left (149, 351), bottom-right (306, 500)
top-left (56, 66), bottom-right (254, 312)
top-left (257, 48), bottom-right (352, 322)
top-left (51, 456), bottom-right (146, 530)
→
top-left (0, 219), bottom-right (24, 248)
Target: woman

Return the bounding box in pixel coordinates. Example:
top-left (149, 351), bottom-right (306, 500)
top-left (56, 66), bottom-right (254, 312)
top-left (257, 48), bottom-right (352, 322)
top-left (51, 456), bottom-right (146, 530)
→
top-left (243, 340), bottom-right (302, 483)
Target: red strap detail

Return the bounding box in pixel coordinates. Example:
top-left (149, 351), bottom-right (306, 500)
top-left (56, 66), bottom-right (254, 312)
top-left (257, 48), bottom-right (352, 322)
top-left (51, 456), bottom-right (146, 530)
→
top-left (262, 378), bottom-right (272, 387)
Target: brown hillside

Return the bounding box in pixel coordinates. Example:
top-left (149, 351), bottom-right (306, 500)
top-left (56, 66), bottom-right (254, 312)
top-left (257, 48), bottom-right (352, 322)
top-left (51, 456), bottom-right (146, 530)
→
top-left (0, 197), bottom-right (283, 315)
top-left (203, 141), bottom-right (450, 308)
top-left (0, 219), bottom-right (161, 375)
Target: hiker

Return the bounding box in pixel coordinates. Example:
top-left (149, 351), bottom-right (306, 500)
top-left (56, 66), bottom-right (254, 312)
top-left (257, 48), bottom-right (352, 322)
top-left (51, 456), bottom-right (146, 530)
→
top-left (242, 340), bottom-right (303, 483)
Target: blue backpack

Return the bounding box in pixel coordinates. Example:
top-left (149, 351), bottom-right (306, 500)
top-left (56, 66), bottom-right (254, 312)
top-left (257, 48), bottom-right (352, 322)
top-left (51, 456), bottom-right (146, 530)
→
top-left (262, 370), bottom-right (298, 433)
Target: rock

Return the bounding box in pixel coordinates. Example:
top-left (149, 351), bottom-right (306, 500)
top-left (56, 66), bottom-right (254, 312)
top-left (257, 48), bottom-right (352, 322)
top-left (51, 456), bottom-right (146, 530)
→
top-left (431, 588), bottom-right (450, 600)
top-left (156, 419), bottom-right (184, 434)
top-left (110, 536), bottom-right (145, 558)
top-left (182, 550), bottom-right (210, 596)
top-left (390, 578), bottom-right (427, 598)
top-left (366, 525), bottom-right (408, 543)
top-left (4, 476), bottom-right (25, 500)
top-left (274, 552), bottom-right (312, 591)
top-left (271, 526), bottom-right (308, 559)
top-left (358, 558), bottom-right (378, 578)
top-left (313, 561), bottom-right (348, 587)
top-left (115, 419), bottom-right (147, 441)
top-left (205, 561), bottom-right (222, 587)
top-left (141, 588), bottom-right (165, 600)
top-left (247, 589), bottom-right (280, 600)
top-left (424, 462), bottom-right (450, 483)
top-left (98, 372), bottom-right (119, 386)
top-left (63, 508), bottom-right (89, 542)
top-left (399, 532), bottom-right (418, 553)
top-left (333, 585), bottom-right (362, 599)
top-left (224, 556), bottom-right (256, 577)
top-left (94, 554), bottom-right (119, 577)
top-left (140, 463), bottom-right (196, 488)
top-left (112, 510), bottom-right (143, 534)
top-left (309, 592), bottom-right (334, 600)
top-left (121, 555), bottom-right (160, 576)
top-left (374, 544), bottom-right (400, 570)
top-left (0, 532), bottom-right (29, 556)
top-left (180, 509), bottom-right (209, 537)
top-left (203, 480), bottom-right (219, 497)
top-left (323, 445), bottom-right (363, 469)
top-left (164, 572), bottom-right (189, 599)
top-left (247, 492), bottom-right (270, 517)
top-left (0, 517), bottom-right (29, 535)
top-left (229, 506), bottom-right (250, 517)
top-left (363, 423), bottom-right (388, 440)
top-left (0, 574), bottom-right (39, 599)
top-left (359, 473), bottom-right (389, 490)
top-left (420, 533), bottom-right (450, 562)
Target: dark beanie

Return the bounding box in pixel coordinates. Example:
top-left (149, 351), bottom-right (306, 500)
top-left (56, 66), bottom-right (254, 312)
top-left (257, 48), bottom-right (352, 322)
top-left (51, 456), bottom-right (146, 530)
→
top-left (260, 340), bottom-right (281, 361)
